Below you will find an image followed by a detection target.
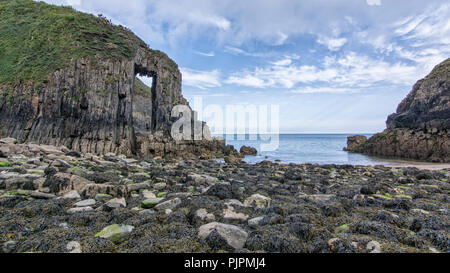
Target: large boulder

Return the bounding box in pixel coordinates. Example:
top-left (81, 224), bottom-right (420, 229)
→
top-left (344, 135), bottom-right (367, 151)
top-left (198, 222), bottom-right (248, 250)
top-left (239, 146), bottom-right (257, 156)
top-left (95, 224), bottom-right (134, 244)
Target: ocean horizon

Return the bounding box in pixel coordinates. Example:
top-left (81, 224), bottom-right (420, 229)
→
top-left (217, 133), bottom-right (404, 166)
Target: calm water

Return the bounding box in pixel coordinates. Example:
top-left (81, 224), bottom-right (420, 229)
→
top-left (221, 134), bottom-right (397, 166)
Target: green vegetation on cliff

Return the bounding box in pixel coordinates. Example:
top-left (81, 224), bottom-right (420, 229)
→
top-left (0, 0), bottom-right (162, 86)
top-left (134, 77), bottom-right (152, 98)
top-left (427, 58), bottom-right (450, 80)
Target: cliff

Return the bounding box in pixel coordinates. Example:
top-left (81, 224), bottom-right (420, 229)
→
top-left (0, 0), bottom-right (235, 159)
top-left (346, 58), bottom-right (450, 163)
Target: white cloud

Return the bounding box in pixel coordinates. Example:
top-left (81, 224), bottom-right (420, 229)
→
top-left (43, 0), bottom-right (447, 50)
top-left (291, 87), bottom-right (360, 94)
top-left (224, 52), bottom-right (426, 90)
top-left (225, 63), bottom-right (338, 89)
top-left (394, 4), bottom-right (450, 45)
top-left (66, 0), bottom-right (81, 5)
top-left (180, 68), bottom-right (221, 90)
top-left (317, 36), bottom-right (348, 51)
top-left (366, 0), bottom-right (382, 6)
top-left (194, 51), bottom-right (215, 57)
top-left (186, 13), bottom-right (231, 31)
top-left (223, 46), bottom-right (278, 58)
top-left (224, 46), bottom-right (247, 55)
top-left (271, 58), bottom-right (292, 66)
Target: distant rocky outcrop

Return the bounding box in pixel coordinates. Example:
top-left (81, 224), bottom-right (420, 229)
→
top-left (346, 58), bottom-right (450, 163)
top-left (0, 0), bottom-right (236, 159)
top-left (239, 146), bottom-right (258, 156)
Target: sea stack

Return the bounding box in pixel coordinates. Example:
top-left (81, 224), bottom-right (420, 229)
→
top-left (0, 0), bottom-right (236, 159)
top-left (346, 58), bottom-right (450, 162)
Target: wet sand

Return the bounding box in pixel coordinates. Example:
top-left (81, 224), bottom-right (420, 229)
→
top-left (369, 158), bottom-right (450, 170)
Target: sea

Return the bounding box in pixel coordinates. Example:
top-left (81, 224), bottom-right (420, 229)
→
top-left (220, 134), bottom-right (446, 168)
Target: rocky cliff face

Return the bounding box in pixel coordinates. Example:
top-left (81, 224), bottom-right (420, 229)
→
top-left (387, 59), bottom-right (450, 131)
top-left (0, 0), bottom-right (235, 159)
top-left (346, 58), bottom-right (450, 163)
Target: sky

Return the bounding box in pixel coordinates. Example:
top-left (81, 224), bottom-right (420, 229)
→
top-left (43, 0), bottom-right (450, 133)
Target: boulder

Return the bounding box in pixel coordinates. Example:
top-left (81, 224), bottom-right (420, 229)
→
top-left (67, 207), bottom-right (93, 214)
top-left (154, 198), bottom-right (181, 211)
top-left (0, 138), bottom-right (17, 144)
top-left (239, 146), bottom-right (257, 156)
top-left (74, 199), bottom-right (96, 207)
top-left (248, 216), bottom-right (265, 228)
top-left (81, 184), bottom-right (128, 198)
top-left (244, 194), bottom-right (271, 208)
top-left (223, 206), bottom-right (249, 222)
top-left (63, 190), bottom-right (81, 200)
top-left (95, 193), bottom-right (113, 202)
top-left (141, 198), bottom-right (163, 209)
top-left (66, 241), bottom-right (82, 253)
top-left (198, 222), bottom-right (248, 250)
top-left (95, 224), bottom-right (134, 244)
top-left (30, 191), bottom-right (56, 199)
top-left (195, 208), bottom-right (216, 222)
top-left (105, 197), bottom-right (126, 209)
top-left (127, 182), bottom-right (150, 192)
top-left (344, 135), bottom-right (367, 151)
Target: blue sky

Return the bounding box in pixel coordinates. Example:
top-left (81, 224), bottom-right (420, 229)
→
top-left (45, 0), bottom-right (450, 133)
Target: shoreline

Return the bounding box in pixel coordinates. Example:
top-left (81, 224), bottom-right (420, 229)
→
top-left (238, 157), bottom-right (450, 171)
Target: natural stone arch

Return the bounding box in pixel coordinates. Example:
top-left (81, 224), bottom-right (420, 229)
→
top-left (133, 64), bottom-right (157, 134)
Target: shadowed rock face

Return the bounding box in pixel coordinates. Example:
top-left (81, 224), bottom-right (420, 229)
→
top-left (346, 59), bottom-right (450, 163)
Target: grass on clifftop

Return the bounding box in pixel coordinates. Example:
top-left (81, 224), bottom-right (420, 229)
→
top-left (0, 0), bottom-right (148, 86)
top-left (428, 58), bottom-right (450, 79)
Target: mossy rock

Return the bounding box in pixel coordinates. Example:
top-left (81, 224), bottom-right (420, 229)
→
top-left (335, 224), bottom-right (350, 233)
top-left (0, 161), bottom-right (13, 167)
top-left (95, 224), bottom-right (134, 244)
top-left (394, 194), bottom-right (412, 200)
top-left (373, 193), bottom-right (393, 200)
top-left (141, 198), bottom-right (163, 209)
top-left (156, 192), bottom-right (167, 198)
top-left (95, 193), bottom-right (113, 202)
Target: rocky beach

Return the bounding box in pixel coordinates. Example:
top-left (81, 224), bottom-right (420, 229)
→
top-left (1, 139), bottom-right (449, 253)
top-left (0, 0), bottom-right (449, 255)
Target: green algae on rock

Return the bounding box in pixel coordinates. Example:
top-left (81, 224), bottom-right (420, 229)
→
top-left (95, 224), bottom-right (134, 244)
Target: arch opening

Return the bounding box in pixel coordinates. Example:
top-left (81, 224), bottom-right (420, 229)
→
top-left (133, 64), bottom-right (158, 133)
